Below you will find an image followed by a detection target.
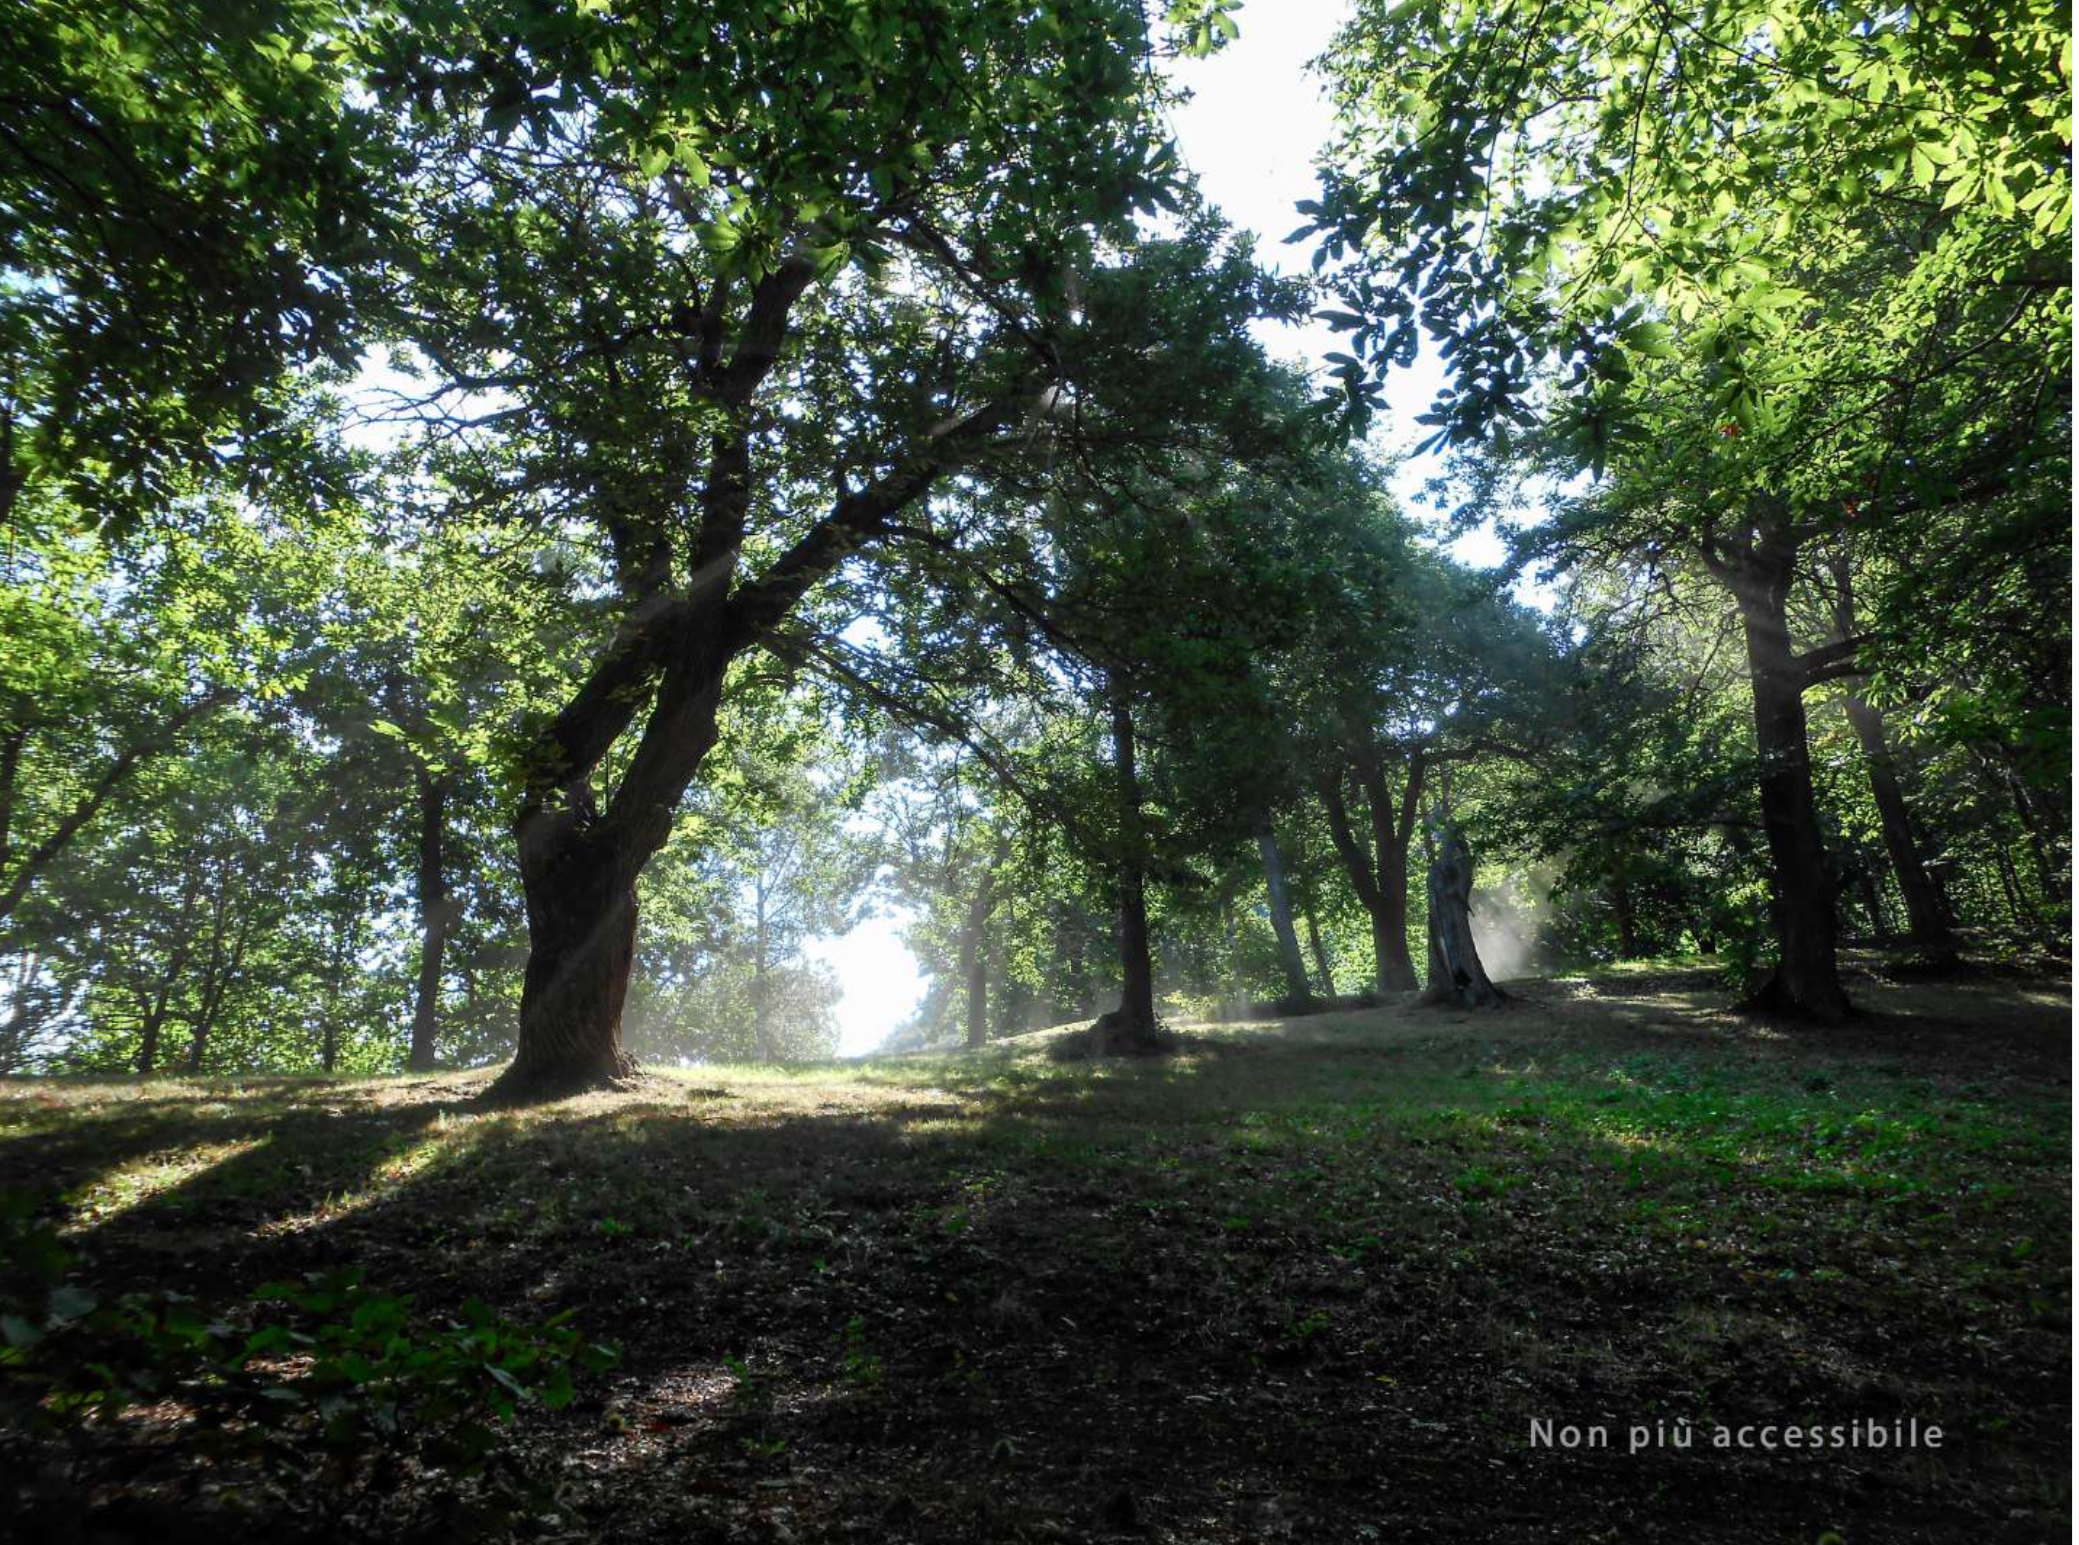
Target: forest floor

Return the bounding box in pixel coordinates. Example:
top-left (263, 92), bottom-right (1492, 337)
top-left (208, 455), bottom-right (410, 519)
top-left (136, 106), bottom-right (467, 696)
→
top-left (1, 955), bottom-right (2070, 1544)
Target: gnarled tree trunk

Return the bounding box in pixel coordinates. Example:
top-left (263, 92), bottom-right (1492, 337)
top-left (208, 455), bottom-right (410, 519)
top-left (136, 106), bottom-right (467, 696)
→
top-left (1421, 823), bottom-right (1504, 1009)
top-left (1318, 745), bottom-right (1424, 993)
top-left (504, 807), bottom-right (643, 1095)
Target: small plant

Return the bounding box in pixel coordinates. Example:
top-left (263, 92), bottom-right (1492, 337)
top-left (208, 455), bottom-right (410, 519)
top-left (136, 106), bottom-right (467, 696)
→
top-left (837, 1316), bottom-right (883, 1390)
top-left (1, 1188), bottom-right (617, 1507)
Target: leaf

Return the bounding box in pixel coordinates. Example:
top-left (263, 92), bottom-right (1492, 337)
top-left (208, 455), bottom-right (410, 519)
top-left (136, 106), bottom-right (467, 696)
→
top-left (1619, 321), bottom-right (1676, 358)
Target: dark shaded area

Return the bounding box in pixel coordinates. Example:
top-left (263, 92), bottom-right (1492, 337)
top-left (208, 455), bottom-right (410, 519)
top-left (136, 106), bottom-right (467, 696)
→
top-left (0, 972), bottom-right (2068, 1544)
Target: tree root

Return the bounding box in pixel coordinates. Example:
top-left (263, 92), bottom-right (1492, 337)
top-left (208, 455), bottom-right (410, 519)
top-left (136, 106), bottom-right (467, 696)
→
top-left (478, 1048), bottom-right (646, 1106)
top-left (1048, 1009), bottom-right (1181, 1061)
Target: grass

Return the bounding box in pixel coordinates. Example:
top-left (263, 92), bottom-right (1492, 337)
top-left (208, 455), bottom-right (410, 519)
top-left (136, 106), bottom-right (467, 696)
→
top-left (0, 961), bottom-right (2069, 1543)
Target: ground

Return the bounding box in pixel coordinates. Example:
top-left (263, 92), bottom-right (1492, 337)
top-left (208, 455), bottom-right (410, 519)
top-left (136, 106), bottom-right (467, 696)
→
top-left (1, 958), bottom-right (2070, 1544)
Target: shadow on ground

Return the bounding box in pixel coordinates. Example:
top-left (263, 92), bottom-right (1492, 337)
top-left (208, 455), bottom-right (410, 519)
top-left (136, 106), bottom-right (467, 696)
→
top-left (0, 968), bottom-right (2068, 1544)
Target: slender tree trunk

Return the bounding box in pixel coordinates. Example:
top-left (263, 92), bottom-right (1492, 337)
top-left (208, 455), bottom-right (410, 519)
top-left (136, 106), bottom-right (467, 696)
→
top-left (184, 877), bottom-right (250, 1074)
top-left (1732, 583), bottom-right (1853, 1022)
top-left (1992, 753), bottom-right (2062, 902)
top-left (958, 841), bottom-right (1005, 1048)
top-left (320, 909), bottom-right (349, 1074)
top-left (1050, 905), bottom-right (1086, 1023)
top-left (1856, 866), bottom-right (1893, 943)
top-left (1108, 688), bottom-right (1158, 1043)
top-left (1302, 903), bottom-right (1335, 997)
top-left (1361, 754), bottom-right (1423, 989)
top-left (408, 770), bottom-right (451, 1072)
top-left (1843, 695), bottom-right (1954, 953)
top-left (136, 986), bottom-right (175, 1077)
top-left (1610, 853), bottom-right (1640, 959)
top-left (966, 946), bottom-right (989, 1049)
top-left (751, 878), bottom-right (774, 1061)
top-left (1993, 846), bottom-right (2027, 929)
top-left (1255, 816), bottom-right (1314, 1007)
top-left (134, 872), bottom-right (202, 1076)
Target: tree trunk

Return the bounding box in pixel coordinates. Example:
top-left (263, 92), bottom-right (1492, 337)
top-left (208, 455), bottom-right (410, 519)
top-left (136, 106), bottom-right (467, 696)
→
top-left (497, 810), bottom-right (642, 1097)
top-left (1421, 824), bottom-right (1505, 1008)
top-left (136, 986), bottom-right (174, 1077)
top-left (184, 878), bottom-right (251, 1074)
top-left (491, 618), bottom-right (732, 1100)
top-left (1856, 865), bottom-right (1893, 942)
top-left (1302, 902), bottom-right (1335, 997)
top-left (407, 769), bottom-right (451, 1072)
top-left (1843, 695), bottom-right (1954, 954)
top-left (1733, 584), bottom-right (1853, 1021)
top-left (1610, 855), bottom-right (1640, 959)
top-left (752, 878), bottom-right (774, 1061)
top-left (958, 841), bottom-right (1005, 1049)
top-left (1104, 688), bottom-right (1160, 1047)
top-left (1993, 845), bottom-right (2027, 928)
top-left (1255, 817), bottom-right (1315, 1007)
top-left (1318, 750), bottom-right (1423, 993)
top-left (965, 946), bottom-right (989, 1050)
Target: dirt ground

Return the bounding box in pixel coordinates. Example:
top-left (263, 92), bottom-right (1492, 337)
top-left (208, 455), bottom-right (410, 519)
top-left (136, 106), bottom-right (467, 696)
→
top-left (1, 959), bottom-right (2070, 1543)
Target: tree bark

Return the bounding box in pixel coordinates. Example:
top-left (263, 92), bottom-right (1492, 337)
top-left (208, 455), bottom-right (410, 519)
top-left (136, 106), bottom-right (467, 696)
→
top-left (1111, 693), bottom-right (1157, 1037)
top-left (957, 839), bottom-right (1006, 1049)
top-left (1255, 816), bottom-right (1314, 1007)
top-left (965, 946), bottom-right (989, 1049)
top-left (1317, 747), bottom-right (1423, 993)
top-left (1103, 687), bottom-right (1160, 1046)
top-left (1610, 852), bottom-right (1640, 959)
top-left (1421, 824), bottom-right (1505, 1008)
top-left (135, 977), bottom-right (177, 1077)
top-left (486, 377), bottom-right (1025, 1098)
top-left (1731, 579), bottom-right (1853, 1021)
top-left (502, 808), bottom-right (644, 1096)
top-left (752, 870), bottom-right (774, 1061)
top-left (1302, 902), bottom-right (1335, 997)
top-left (407, 769), bottom-right (451, 1071)
top-left (1855, 864), bottom-right (1893, 942)
top-left (1843, 695), bottom-right (1954, 953)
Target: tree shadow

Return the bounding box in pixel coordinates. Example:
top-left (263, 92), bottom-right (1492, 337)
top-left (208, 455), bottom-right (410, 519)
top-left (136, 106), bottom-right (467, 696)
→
top-left (4, 972), bottom-right (2068, 1542)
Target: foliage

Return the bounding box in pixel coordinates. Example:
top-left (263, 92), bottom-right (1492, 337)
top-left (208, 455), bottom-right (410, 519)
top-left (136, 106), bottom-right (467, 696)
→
top-left (1, 1189), bottom-right (615, 1511)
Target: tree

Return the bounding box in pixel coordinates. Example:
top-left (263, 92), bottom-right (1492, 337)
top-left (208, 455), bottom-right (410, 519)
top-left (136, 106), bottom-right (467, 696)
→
top-left (1310, 0), bottom-right (2070, 1018)
top-left (1, 1), bottom-right (389, 526)
top-left (352, 0), bottom-right (1232, 1096)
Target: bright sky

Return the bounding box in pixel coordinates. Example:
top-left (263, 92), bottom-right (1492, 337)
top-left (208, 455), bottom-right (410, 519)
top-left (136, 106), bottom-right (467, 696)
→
top-left (821, 1), bottom-right (1502, 1056)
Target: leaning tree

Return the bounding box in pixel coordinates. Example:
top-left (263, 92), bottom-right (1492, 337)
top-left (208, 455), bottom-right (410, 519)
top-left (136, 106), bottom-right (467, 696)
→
top-left (356, 0), bottom-right (1252, 1094)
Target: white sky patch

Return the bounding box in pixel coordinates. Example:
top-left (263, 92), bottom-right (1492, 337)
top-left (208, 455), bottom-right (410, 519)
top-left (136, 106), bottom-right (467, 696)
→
top-left (807, 908), bottom-right (928, 1058)
top-left (1166, 3), bottom-right (1552, 605)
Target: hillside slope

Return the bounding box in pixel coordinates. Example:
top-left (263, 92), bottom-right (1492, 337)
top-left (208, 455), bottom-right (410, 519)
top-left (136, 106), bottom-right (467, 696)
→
top-left (2, 966), bottom-right (2069, 1543)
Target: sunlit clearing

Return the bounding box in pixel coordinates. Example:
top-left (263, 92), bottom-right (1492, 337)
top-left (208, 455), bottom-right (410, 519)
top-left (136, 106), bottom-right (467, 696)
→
top-left (805, 911), bottom-right (927, 1058)
top-left (70, 1137), bottom-right (268, 1230)
top-left (258, 1126), bottom-right (463, 1235)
